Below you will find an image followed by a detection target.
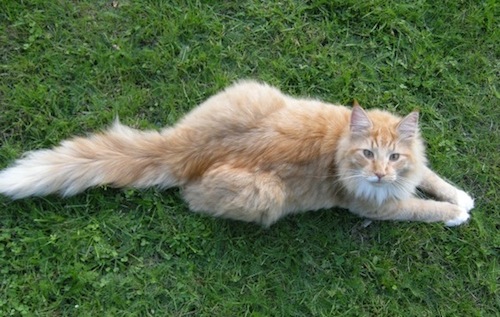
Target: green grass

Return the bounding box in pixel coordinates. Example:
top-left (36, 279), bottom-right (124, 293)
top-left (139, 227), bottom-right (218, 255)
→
top-left (0, 0), bottom-right (498, 316)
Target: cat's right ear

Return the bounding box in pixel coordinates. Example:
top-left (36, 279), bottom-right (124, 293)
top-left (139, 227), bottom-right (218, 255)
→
top-left (350, 105), bottom-right (372, 133)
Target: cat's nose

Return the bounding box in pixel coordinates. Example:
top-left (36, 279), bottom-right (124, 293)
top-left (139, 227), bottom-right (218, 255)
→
top-left (375, 173), bottom-right (385, 180)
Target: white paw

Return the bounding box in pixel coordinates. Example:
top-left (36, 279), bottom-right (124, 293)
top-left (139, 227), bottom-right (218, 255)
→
top-left (455, 190), bottom-right (474, 212)
top-left (444, 207), bottom-right (470, 227)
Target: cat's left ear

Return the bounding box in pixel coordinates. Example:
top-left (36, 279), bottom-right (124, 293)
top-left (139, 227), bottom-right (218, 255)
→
top-left (397, 111), bottom-right (419, 139)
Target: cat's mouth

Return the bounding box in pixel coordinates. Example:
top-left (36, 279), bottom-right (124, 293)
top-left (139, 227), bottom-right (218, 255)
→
top-left (366, 176), bottom-right (387, 184)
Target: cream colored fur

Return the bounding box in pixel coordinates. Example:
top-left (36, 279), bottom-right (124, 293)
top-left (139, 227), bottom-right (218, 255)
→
top-left (0, 81), bottom-right (474, 227)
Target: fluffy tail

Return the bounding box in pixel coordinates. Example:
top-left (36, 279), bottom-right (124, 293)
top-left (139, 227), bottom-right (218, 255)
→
top-left (0, 122), bottom-right (179, 199)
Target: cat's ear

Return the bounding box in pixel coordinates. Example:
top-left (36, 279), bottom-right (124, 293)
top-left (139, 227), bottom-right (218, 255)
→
top-left (350, 104), bottom-right (372, 133)
top-left (397, 111), bottom-right (419, 139)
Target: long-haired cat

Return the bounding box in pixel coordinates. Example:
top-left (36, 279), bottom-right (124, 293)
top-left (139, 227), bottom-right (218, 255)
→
top-left (0, 81), bottom-right (474, 227)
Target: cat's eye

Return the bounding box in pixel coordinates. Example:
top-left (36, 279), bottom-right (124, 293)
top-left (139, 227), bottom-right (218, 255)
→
top-left (363, 149), bottom-right (374, 159)
top-left (389, 153), bottom-right (400, 161)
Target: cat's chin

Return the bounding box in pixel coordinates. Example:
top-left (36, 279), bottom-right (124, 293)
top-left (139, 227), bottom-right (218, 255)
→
top-left (352, 180), bottom-right (412, 205)
top-left (367, 181), bottom-right (386, 186)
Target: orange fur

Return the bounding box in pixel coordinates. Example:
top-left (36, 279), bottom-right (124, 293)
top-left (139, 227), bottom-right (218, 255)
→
top-left (0, 81), bottom-right (474, 226)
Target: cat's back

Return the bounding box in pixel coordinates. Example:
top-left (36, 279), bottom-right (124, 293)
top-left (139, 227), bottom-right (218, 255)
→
top-left (174, 80), bottom-right (349, 133)
top-left (174, 80), bottom-right (287, 131)
top-left (165, 81), bottom-right (352, 179)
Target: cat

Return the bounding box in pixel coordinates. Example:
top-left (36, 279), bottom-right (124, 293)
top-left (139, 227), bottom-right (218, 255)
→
top-left (0, 80), bottom-right (474, 227)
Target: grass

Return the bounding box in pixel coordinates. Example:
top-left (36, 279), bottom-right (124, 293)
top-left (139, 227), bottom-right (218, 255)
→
top-left (0, 0), bottom-right (498, 316)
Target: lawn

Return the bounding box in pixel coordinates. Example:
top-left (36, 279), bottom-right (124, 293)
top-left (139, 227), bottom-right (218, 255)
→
top-left (0, 0), bottom-right (498, 316)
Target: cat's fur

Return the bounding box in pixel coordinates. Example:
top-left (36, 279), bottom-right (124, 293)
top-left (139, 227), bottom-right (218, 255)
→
top-left (0, 81), bottom-right (474, 227)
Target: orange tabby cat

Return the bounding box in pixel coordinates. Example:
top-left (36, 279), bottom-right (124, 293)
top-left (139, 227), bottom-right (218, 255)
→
top-left (0, 81), bottom-right (474, 226)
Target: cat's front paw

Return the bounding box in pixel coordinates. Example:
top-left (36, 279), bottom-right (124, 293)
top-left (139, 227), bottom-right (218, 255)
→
top-left (455, 190), bottom-right (474, 212)
top-left (444, 206), bottom-right (470, 227)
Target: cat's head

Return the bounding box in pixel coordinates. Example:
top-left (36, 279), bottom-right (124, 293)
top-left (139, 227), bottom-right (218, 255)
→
top-left (336, 104), bottom-right (426, 204)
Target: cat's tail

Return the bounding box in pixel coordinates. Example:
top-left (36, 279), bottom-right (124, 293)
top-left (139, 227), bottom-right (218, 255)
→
top-left (0, 121), bottom-right (181, 199)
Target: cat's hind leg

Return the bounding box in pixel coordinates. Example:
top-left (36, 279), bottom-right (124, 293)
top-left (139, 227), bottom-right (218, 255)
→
top-left (182, 165), bottom-right (287, 227)
top-left (418, 166), bottom-right (474, 212)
